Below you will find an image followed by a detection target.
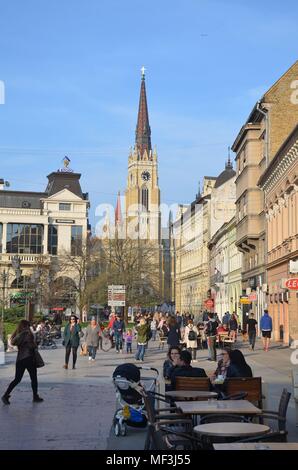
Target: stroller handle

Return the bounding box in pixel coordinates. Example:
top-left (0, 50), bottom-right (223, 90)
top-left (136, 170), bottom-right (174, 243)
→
top-left (138, 366), bottom-right (159, 374)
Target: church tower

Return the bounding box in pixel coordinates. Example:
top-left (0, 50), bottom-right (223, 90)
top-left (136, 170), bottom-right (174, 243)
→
top-left (125, 68), bottom-right (161, 242)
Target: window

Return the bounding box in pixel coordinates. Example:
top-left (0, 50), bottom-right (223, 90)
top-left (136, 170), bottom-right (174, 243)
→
top-left (71, 226), bottom-right (82, 256)
top-left (141, 187), bottom-right (149, 211)
top-left (59, 203), bottom-right (71, 211)
top-left (48, 225), bottom-right (58, 255)
top-left (6, 224), bottom-right (43, 254)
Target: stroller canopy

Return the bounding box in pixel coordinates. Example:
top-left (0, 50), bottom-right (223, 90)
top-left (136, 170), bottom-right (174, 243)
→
top-left (113, 363), bottom-right (142, 405)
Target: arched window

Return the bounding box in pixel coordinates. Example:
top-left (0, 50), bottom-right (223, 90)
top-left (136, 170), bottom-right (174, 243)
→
top-left (141, 187), bottom-right (149, 211)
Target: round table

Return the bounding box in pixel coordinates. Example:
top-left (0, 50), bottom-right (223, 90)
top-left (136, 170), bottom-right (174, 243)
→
top-left (165, 390), bottom-right (218, 400)
top-left (194, 422), bottom-right (270, 438)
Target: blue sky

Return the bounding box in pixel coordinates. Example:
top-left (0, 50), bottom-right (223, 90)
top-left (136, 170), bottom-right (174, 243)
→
top-left (0, 0), bottom-right (298, 230)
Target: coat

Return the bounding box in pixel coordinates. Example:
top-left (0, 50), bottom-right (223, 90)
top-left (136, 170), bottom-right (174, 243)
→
top-left (167, 325), bottom-right (181, 347)
top-left (63, 323), bottom-right (82, 348)
top-left (183, 325), bottom-right (199, 349)
top-left (136, 324), bottom-right (149, 344)
top-left (11, 329), bottom-right (36, 362)
top-left (170, 365), bottom-right (208, 391)
top-left (84, 325), bottom-right (101, 347)
top-left (260, 313), bottom-right (272, 331)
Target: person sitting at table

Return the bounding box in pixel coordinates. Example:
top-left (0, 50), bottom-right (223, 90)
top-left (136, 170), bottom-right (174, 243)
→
top-left (227, 349), bottom-right (253, 378)
top-left (209, 347), bottom-right (231, 385)
top-left (163, 346), bottom-right (181, 391)
top-left (170, 350), bottom-right (207, 391)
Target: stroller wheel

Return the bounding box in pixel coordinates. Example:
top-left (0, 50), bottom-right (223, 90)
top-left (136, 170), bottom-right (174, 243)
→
top-left (120, 423), bottom-right (127, 436)
top-left (114, 422), bottom-right (121, 437)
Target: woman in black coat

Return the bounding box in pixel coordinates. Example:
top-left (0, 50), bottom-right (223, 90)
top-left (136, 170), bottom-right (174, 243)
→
top-left (2, 320), bottom-right (43, 405)
top-left (166, 317), bottom-right (181, 348)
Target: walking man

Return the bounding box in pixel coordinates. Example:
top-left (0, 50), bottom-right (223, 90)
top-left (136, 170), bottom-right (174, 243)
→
top-left (205, 313), bottom-right (218, 361)
top-left (260, 309), bottom-right (273, 352)
top-left (247, 312), bottom-right (258, 350)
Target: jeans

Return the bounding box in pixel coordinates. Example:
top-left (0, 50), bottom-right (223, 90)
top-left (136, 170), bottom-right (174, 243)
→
top-left (248, 331), bottom-right (256, 349)
top-left (88, 345), bottom-right (97, 359)
top-left (115, 335), bottom-right (123, 352)
top-left (151, 330), bottom-right (157, 341)
top-left (5, 356), bottom-right (38, 397)
top-left (65, 345), bottom-right (78, 367)
top-left (135, 344), bottom-right (145, 361)
top-left (188, 347), bottom-right (197, 360)
top-left (126, 342), bottom-right (132, 353)
top-left (207, 336), bottom-right (217, 361)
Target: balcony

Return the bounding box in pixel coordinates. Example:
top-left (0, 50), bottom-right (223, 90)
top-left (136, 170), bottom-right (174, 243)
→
top-left (0, 253), bottom-right (50, 265)
top-left (236, 215), bottom-right (264, 247)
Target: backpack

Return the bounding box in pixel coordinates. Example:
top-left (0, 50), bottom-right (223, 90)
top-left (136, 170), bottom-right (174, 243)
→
top-left (161, 324), bottom-right (169, 337)
top-left (207, 320), bottom-right (218, 336)
top-left (188, 329), bottom-right (196, 341)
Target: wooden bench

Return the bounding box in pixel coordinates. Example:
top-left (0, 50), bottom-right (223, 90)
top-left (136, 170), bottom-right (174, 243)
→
top-left (175, 376), bottom-right (212, 392)
top-left (225, 377), bottom-right (263, 409)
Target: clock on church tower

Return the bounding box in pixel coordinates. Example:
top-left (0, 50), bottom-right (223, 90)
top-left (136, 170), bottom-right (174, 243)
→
top-left (141, 171), bottom-right (151, 181)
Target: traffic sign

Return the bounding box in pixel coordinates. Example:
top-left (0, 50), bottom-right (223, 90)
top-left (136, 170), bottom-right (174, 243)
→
top-left (285, 278), bottom-right (298, 290)
top-left (248, 292), bottom-right (257, 302)
top-left (108, 285), bottom-right (126, 306)
top-left (240, 296), bottom-right (251, 305)
top-left (204, 299), bottom-right (214, 309)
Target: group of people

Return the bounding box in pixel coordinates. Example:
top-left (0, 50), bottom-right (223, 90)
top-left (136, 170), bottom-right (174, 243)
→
top-left (163, 345), bottom-right (253, 392)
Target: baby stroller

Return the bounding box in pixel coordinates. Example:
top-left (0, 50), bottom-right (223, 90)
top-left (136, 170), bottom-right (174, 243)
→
top-left (112, 363), bottom-right (159, 437)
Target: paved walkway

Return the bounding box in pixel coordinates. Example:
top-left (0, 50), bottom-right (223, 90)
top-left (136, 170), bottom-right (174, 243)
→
top-left (0, 338), bottom-right (297, 449)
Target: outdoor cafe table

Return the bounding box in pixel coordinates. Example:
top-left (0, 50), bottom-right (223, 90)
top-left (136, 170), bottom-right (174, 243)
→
top-left (213, 443), bottom-right (298, 450)
top-left (165, 390), bottom-right (218, 400)
top-left (194, 422), bottom-right (270, 438)
top-left (174, 399), bottom-right (262, 416)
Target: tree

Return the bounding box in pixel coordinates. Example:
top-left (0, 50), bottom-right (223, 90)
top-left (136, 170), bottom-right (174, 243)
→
top-left (95, 237), bottom-right (162, 322)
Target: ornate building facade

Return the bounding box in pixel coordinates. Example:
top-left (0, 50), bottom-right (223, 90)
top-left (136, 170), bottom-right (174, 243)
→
top-left (232, 60), bottom-right (298, 325)
top-left (259, 124), bottom-right (298, 345)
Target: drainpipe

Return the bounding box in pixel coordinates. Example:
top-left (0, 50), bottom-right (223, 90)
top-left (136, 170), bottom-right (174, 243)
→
top-left (256, 101), bottom-right (268, 168)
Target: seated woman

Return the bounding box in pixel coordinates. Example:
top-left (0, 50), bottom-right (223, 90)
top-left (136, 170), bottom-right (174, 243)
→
top-left (163, 346), bottom-right (181, 391)
top-left (227, 349), bottom-right (253, 378)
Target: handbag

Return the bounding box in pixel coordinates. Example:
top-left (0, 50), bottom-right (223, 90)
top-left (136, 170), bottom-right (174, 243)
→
top-left (34, 349), bottom-right (45, 368)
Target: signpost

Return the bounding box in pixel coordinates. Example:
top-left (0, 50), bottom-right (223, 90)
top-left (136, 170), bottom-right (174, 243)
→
top-left (108, 285), bottom-right (126, 307)
top-left (285, 279), bottom-right (298, 290)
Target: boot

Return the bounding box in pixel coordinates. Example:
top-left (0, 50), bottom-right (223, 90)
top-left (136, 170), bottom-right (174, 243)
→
top-left (1, 394), bottom-right (10, 405)
top-left (33, 395), bottom-right (44, 403)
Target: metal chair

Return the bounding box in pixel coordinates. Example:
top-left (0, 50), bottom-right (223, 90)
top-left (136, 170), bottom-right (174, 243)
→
top-left (257, 388), bottom-right (291, 441)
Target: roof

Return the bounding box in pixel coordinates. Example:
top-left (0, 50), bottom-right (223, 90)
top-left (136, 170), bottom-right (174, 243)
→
top-left (214, 162), bottom-right (236, 189)
top-left (135, 75), bottom-right (151, 157)
top-left (0, 191), bottom-right (46, 209)
top-left (46, 172), bottom-right (84, 198)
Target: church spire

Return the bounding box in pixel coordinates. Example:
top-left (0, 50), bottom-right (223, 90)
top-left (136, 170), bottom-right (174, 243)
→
top-left (135, 66), bottom-right (152, 158)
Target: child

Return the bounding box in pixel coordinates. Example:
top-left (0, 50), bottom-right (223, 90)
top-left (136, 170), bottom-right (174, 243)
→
top-left (124, 329), bottom-right (133, 353)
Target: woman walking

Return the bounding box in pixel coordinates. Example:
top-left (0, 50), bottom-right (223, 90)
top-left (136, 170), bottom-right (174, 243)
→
top-left (166, 316), bottom-right (181, 349)
top-left (84, 318), bottom-right (102, 361)
top-left (63, 315), bottom-right (82, 369)
top-left (2, 320), bottom-right (43, 405)
top-left (183, 319), bottom-right (199, 362)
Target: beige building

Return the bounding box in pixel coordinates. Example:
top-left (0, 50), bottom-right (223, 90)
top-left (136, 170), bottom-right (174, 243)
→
top-left (259, 124), bottom-right (298, 345)
top-left (173, 177), bottom-right (216, 315)
top-left (0, 162), bottom-right (89, 317)
top-left (209, 216), bottom-right (242, 319)
top-left (232, 61), bottom-right (298, 325)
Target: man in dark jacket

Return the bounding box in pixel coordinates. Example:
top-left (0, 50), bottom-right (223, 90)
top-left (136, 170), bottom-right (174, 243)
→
top-left (170, 350), bottom-right (207, 390)
top-left (113, 315), bottom-right (126, 353)
top-left (205, 313), bottom-right (218, 362)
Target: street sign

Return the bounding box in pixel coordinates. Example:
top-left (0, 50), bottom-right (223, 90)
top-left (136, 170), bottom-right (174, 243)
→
top-left (240, 296), bottom-right (251, 305)
top-left (108, 285), bottom-right (126, 307)
top-left (285, 278), bottom-right (298, 290)
top-left (248, 292), bottom-right (257, 302)
top-left (204, 299), bottom-right (214, 309)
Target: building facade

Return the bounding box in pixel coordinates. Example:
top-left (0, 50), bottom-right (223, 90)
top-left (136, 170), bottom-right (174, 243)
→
top-left (0, 162), bottom-right (89, 317)
top-left (232, 61), bottom-right (298, 325)
top-left (259, 124), bottom-right (298, 345)
top-left (209, 216), bottom-right (242, 319)
top-left (173, 177), bottom-right (216, 316)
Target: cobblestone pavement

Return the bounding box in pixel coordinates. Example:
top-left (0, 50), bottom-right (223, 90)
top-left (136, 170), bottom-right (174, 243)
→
top-left (0, 338), bottom-right (297, 449)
